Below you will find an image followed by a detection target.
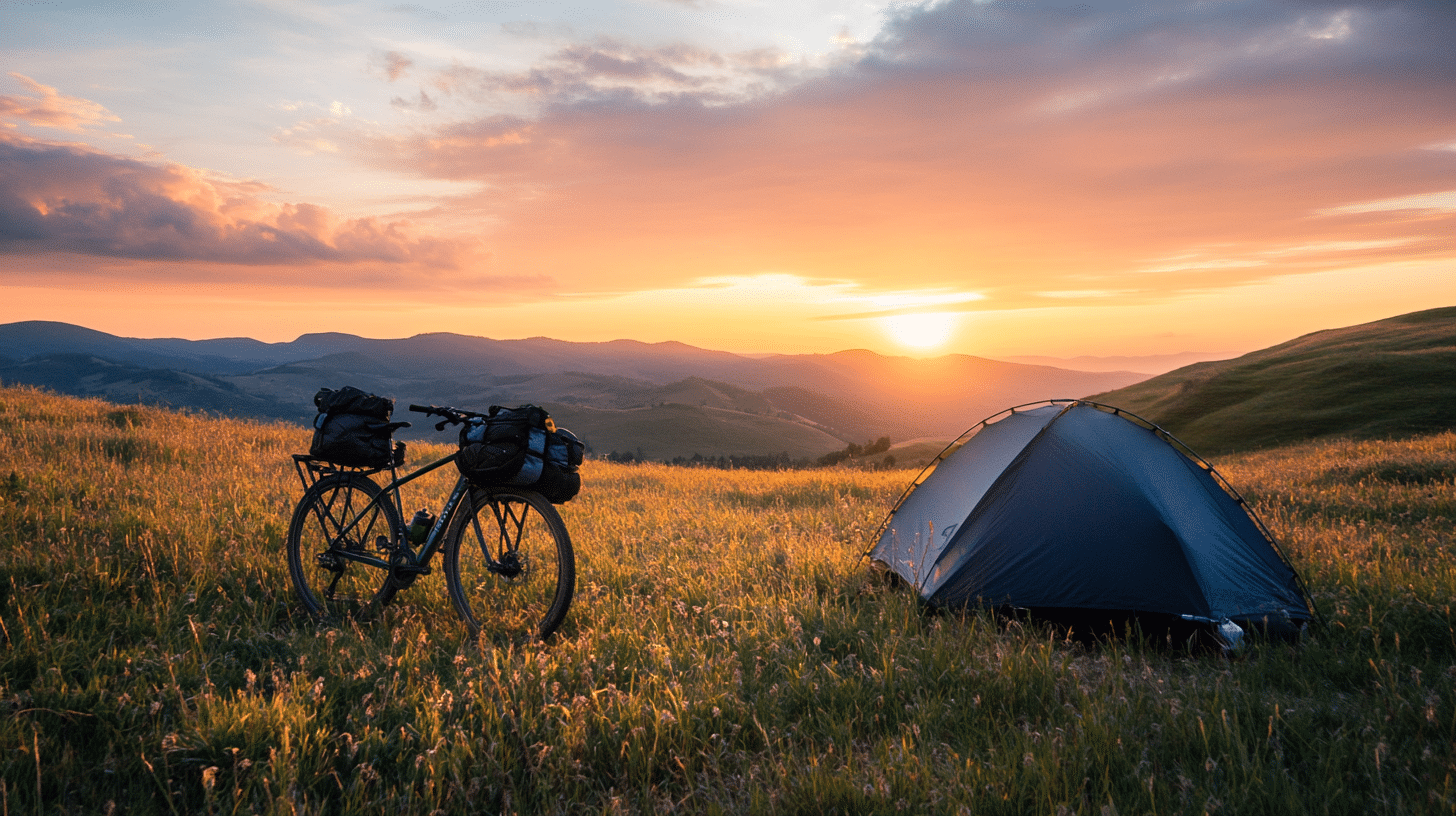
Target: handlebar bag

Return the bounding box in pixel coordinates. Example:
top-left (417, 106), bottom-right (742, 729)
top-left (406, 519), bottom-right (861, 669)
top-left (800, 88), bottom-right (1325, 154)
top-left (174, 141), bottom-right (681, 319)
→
top-left (457, 405), bottom-right (584, 503)
top-left (309, 386), bottom-right (409, 468)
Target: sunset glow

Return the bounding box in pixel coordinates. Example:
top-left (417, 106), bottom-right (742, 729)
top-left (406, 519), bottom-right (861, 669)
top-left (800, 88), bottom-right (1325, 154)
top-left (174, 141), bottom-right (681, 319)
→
top-left (2, 1), bottom-right (1453, 359)
top-left (881, 313), bottom-right (960, 351)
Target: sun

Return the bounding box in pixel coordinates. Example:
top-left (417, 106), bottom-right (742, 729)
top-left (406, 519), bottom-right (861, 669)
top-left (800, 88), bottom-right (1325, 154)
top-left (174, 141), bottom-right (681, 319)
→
top-left (880, 312), bottom-right (959, 351)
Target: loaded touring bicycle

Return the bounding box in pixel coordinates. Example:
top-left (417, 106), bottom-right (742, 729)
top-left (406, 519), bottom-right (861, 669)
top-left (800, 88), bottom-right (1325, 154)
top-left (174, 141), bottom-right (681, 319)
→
top-left (287, 387), bottom-right (584, 641)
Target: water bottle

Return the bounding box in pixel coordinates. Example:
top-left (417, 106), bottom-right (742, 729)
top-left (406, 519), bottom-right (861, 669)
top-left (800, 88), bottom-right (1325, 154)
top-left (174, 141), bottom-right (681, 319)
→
top-left (407, 509), bottom-right (435, 547)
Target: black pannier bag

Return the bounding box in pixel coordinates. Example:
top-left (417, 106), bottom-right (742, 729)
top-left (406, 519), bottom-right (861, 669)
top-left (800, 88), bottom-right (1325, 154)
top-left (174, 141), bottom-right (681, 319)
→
top-left (456, 404), bottom-right (585, 503)
top-left (309, 386), bottom-right (410, 469)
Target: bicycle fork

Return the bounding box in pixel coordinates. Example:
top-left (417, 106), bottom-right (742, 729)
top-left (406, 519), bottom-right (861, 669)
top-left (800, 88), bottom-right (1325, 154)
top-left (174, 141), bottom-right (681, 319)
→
top-left (475, 495), bottom-right (529, 580)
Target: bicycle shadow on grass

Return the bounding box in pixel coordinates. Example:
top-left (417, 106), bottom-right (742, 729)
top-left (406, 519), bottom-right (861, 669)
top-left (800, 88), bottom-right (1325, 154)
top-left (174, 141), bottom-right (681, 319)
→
top-left (276, 600), bottom-right (574, 658)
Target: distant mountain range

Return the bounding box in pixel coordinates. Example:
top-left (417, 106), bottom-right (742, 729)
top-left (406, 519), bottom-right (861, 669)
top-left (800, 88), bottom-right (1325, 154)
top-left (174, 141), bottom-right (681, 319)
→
top-left (0, 321), bottom-right (1146, 461)
top-left (1092, 306), bottom-right (1456, 454)
top-left (6, 310), bottom-right (1452, 459)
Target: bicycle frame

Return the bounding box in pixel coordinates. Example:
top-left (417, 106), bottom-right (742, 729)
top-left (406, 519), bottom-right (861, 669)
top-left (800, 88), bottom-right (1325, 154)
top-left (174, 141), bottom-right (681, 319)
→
top-left (292, 451), bottom-right (472, 574)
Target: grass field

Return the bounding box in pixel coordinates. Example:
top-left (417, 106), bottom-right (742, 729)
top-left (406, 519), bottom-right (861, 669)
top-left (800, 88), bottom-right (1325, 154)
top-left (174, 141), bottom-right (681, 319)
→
top-left (1, 385), bottom-right (1453, 815)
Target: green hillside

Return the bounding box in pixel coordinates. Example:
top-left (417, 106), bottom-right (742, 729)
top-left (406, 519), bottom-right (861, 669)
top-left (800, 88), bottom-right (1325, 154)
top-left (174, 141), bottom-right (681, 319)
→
top-left (1090, 306), bottom-right (1456, 454)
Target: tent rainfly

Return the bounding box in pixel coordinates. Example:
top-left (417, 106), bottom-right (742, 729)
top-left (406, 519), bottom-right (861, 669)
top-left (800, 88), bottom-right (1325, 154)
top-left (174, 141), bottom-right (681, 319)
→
top-left (869, 401), bottom-right (1313, 648)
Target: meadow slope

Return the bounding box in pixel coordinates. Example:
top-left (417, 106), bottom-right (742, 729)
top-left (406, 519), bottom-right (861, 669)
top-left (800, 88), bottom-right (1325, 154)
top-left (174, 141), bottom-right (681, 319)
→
top-left (0, 386), bottom-right (1453, 815)
top-left (1090, 305), bottom-right (1456, 454)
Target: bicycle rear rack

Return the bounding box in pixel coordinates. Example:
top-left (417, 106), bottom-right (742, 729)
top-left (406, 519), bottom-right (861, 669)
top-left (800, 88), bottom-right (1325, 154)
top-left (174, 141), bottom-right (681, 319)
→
top-left (291, 453), bottom-right (395, 493)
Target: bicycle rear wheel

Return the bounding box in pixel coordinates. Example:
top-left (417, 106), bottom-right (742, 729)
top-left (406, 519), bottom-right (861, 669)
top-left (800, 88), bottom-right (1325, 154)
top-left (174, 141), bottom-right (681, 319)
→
top-left (286, 473), bottom-right (401, 620)
top-left (444, 486), bottom-right (574, 641)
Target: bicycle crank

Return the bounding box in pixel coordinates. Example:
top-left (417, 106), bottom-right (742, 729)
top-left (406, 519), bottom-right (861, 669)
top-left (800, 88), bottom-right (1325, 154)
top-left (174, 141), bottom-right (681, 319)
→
top-left (388, 549), bottom-right (431, 589)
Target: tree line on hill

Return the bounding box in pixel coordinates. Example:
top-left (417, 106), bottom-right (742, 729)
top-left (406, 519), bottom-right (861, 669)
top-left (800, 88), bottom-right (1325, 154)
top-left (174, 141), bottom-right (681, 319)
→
top-left (603, 436), bottom-right (896, 471)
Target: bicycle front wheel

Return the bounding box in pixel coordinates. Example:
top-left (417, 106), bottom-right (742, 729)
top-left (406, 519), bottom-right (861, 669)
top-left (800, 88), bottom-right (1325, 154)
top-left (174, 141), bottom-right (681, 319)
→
top-left (444, 486), bottom-right (574, 641)
top-left (286, 473), bottom-right (401, 621)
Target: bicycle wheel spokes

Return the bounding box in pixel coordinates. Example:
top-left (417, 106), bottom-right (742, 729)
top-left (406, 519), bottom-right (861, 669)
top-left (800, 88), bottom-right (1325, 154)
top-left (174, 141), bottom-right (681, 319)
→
top-left (446, 487), bottom-right (574, 641)
top-left (287, 474), bottom-right (399, 620)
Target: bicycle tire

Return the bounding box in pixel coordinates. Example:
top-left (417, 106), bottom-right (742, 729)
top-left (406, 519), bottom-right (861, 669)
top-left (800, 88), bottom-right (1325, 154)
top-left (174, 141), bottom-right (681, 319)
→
top-left (444, 486), bottom-right (575, 641)
top-left (286, 473), bottom-right (401, 621)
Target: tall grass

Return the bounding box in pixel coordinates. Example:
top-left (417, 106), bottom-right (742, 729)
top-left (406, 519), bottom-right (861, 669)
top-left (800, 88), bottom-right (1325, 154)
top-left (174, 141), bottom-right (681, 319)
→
top-left (1, 385), bottom-right (1452, 814)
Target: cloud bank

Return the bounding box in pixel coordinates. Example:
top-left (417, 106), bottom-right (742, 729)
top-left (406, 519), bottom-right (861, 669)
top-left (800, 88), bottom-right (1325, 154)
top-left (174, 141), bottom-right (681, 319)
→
top-left (339, 0), bottom-right (1455, 305)
top-left (0, 134), bottom-right (470, 268)
top-left (3, 1), bottom-right (1453, 328)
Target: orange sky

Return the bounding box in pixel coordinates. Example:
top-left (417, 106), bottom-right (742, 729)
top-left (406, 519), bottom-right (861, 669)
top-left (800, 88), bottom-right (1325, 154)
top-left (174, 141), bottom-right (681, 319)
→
top-left (2, 1), bottom-right (1453, 360)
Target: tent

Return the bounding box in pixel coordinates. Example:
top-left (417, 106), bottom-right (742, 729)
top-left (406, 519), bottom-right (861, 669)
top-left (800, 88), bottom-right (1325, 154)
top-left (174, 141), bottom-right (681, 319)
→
top-left (869, 401), bottom-right (1312, 647)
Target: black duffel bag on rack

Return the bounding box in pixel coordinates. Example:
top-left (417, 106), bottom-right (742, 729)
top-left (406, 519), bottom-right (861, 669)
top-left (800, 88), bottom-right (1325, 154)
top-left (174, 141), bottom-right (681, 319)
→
top-left (309, 386), bottom-right (410, 469)
top-left (456, 404), bottom-right (584, 503)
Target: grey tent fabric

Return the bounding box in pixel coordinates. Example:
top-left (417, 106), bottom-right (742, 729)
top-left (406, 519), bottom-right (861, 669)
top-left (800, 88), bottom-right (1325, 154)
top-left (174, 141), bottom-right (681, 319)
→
top-left (871, 401), bottom-right (1311, 630)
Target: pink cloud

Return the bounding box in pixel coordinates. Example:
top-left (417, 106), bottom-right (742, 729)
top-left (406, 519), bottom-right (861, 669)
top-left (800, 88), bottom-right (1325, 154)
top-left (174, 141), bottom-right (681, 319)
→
top-left (0, 133), bottom-right (471, 269)
top-left (0, 74), bottom-right (121, 134)
top-left (374, 50), bottom-right (414, 82)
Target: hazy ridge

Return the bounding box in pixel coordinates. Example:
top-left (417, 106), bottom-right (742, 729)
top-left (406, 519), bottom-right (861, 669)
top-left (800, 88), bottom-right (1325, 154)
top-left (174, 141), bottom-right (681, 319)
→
top-left (7, 307), bottom-right (1453, 460)
top-left (0, 321), bottom-right (1144, 460)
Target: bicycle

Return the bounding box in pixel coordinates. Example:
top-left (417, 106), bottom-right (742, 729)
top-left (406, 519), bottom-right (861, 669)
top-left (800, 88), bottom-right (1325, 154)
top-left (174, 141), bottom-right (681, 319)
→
top-left (286, 403), bottom-right (575, 641)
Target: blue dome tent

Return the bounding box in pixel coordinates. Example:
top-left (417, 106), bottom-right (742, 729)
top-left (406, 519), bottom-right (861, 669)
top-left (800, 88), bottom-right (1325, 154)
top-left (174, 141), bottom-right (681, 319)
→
top-left (869, 401), bottom-right (1313, 648)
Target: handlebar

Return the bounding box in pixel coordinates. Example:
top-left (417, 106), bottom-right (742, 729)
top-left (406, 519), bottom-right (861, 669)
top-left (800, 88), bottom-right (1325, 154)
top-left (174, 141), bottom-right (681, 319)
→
top-left (409, 404), bottom-right (489, 432)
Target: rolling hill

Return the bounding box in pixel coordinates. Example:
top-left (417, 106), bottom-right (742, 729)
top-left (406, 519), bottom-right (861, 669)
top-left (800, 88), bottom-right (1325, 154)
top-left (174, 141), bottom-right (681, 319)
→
top-left (6, 308), bottom-right (1452, 460)
top-left (0, 321), bottom-right (1146, 460)
top-left (1090, 306), bottom-right (1456, 454)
